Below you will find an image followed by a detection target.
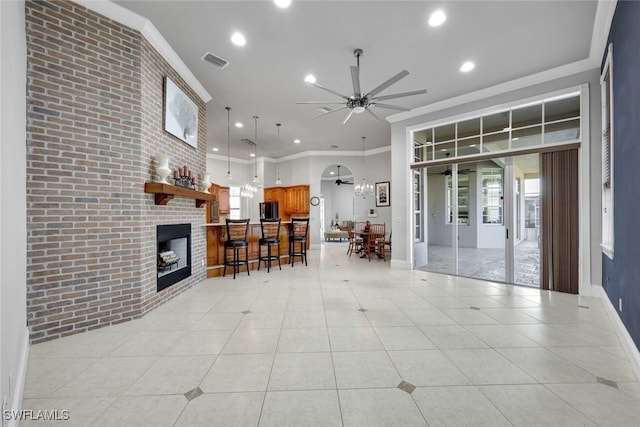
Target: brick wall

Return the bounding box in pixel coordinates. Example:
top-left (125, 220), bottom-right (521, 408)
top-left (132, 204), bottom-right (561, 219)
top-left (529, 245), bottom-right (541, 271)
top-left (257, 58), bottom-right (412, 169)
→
top-left (25, 0), bottom-right (207, 343)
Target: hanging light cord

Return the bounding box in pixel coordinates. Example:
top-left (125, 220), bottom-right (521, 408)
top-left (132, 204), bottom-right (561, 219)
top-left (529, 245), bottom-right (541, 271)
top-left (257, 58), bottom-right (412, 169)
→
top-left (254, 116), bottom-right (259, 180)
top-left (276, 123), bottom-right (282, 183)
top-left (226, 107), bottom-right (231, 177)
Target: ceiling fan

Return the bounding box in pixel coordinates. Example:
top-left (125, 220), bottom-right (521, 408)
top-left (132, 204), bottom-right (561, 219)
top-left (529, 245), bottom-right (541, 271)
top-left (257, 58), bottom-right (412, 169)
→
top-left (428, 153), bottom-right (476, 176)
top-left (334, 165), bottom-right (353, 185)
top-left (297, 48), bottom-right (427, 124)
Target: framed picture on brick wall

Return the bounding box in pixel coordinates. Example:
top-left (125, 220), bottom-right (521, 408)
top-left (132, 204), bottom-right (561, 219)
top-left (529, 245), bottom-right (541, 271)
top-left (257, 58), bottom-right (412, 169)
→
top-left (164, 76), bottom-right (198, 148)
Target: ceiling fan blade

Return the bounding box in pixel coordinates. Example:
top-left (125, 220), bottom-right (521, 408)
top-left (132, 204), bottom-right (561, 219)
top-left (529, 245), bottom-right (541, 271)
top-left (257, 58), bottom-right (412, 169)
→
top-left (371, 103), bottom-right (411, 111)
top-left (350, 65), bottom-right (361, 97)
top-left (372, 89), bottom-right (427, 101)
top-left (297, 101), bottom-right (348, 104)
top-left (343, 109), bottom-right (355, 124)
top-left (314, 106), bottom-right (348, 118)
top-left (365, 70), bottom-right (409, 98)
top-left (342, 182), bottom-right (354, 185)
top-left (365, 108), bottom-right (380, 121)
top-left (309, 81), bottom-right (351, 100)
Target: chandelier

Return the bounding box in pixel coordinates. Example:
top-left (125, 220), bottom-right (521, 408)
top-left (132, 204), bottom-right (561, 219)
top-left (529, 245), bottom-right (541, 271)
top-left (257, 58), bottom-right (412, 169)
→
top-left (354, 136), bottom-right (374, 198)
top-left (241, 183), bottom-right (258, 198)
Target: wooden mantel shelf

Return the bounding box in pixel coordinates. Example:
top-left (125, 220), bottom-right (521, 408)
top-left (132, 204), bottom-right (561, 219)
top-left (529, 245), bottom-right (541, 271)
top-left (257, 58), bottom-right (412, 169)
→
top-left (144, 182), bottom-right (214, 208)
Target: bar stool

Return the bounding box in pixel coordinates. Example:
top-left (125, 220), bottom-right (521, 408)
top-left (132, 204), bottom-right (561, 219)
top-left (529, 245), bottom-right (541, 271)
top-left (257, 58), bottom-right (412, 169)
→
top-left (258, 218), bottom-right (281, 272)
top-left (223, 218), bottom-right (250, 279)
top-left (288, 217), bottom-right (309, 267)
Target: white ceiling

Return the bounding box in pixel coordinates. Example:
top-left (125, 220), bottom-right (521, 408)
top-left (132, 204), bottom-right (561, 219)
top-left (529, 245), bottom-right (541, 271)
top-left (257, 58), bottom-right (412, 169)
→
top-left (115, 0), bottom-right (598, 160)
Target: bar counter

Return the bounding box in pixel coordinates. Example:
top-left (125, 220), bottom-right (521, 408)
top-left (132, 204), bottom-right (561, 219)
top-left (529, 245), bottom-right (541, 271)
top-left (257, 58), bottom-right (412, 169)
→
top-left (204, 221), bottom-right (309, 278)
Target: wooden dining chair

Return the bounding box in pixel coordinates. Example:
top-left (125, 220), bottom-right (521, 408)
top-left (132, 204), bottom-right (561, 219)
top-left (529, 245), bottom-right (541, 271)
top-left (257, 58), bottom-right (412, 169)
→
top-left (367, 223), bottom-right (386, 261)
top-left (346, 222), bottom-right (364, 256)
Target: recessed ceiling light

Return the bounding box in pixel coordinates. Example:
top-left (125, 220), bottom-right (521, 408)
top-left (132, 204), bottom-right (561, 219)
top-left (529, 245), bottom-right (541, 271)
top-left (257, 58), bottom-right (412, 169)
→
top-left (274, 0), bottom-right (291, 9)
top-left (231, 32), bottom-right (246, 47)
top-left (428, 10), bottom-right (446, 27)
top-left (235, 122), bottom-right (243, 128)
top-left (502, 127), bottom-right (511, 131)
top-left (250, 153), bottom-right (256, 157)
top-left (460, 61), bottom-right (475, 72)
top-left (469, 144), bottom-right (477, 148)
top-left (294, 139), bottom-right (301, 144)
top-left (513, 137), bottom-right (520, 141)
top-left (330, 171), bottom-right (335, 175)
top-left (304, 74), bottom-right (316, 84)
top-left (212, 147), bottom-right (219, 152)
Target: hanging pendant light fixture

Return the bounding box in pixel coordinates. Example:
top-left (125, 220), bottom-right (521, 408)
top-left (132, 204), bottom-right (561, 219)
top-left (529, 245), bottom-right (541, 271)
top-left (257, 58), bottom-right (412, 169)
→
top-left (252, 115), bottom-right (260, 183)
top-left (275, 123), bottom-right (282, 185)
top-left (354, 136), bottom-right (374, 198)
top-left (225, 106), bottom-right (232, 180)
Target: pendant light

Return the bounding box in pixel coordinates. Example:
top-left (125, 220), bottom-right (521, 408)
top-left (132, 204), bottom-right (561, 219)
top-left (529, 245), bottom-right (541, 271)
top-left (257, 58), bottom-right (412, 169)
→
top-left (252, 115), bottom-right (259, 183)
top-left (275, 123), bottom-right (282, 185)
top-left (225, 106), bottom-right (232, 180)
top-left (354, 136), bottom-right (374, 198)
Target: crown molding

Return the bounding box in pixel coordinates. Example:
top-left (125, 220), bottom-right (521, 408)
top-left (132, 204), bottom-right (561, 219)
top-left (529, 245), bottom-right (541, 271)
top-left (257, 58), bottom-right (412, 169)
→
top-left (74, 0), bottom-right (211, 103)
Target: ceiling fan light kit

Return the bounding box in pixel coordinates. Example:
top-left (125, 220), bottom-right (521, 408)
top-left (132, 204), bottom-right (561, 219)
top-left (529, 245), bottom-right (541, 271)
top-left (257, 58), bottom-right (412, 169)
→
top-left (298, 48), bottom-right (427, 124)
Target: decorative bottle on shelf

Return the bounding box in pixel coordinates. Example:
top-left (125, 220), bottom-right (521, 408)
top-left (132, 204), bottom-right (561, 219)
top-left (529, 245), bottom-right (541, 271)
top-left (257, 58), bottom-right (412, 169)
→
top-left (200, 173), bottom-right (211, 193)
top-left (156, 155), bottom-right (172, 183)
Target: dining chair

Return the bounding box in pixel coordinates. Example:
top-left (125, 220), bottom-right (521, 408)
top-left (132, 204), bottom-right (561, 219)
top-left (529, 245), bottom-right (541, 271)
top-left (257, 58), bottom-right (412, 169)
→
top-left (367, 223), bottom-right (386, 262)
top-left (346, 222), bottom-right (363, 256)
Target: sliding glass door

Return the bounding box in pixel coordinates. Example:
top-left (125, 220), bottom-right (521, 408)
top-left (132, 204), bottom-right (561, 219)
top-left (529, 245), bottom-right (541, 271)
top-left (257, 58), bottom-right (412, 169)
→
top-left (418, 154), bottom-right (541, 288)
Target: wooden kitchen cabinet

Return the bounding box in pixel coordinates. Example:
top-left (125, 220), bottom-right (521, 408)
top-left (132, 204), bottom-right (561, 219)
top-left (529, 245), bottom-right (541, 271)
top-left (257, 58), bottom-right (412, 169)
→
top-left (219, 187), bottom-right (230, 214)
top-left (284, 185), bottom-right (310, 214)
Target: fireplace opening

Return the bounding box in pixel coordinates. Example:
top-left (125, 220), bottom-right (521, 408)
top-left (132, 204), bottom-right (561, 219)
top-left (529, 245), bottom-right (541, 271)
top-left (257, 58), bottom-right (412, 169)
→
top-left (157, 224), bottom-right (191, 292)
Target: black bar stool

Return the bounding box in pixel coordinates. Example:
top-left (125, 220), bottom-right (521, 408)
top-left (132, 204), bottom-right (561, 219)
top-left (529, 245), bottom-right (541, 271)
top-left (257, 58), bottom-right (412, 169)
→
top-left (223, 218), bottom-right (250, 279)
top-left (288, 217), bottom-right (309, 267)
top-left (258, 218), bottom-right (281, 272)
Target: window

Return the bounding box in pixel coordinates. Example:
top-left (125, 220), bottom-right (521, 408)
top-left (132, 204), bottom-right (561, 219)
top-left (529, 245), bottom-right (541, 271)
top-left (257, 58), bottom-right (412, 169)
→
top-left (229, 186), bottom-right (241, 219)
top-left (413, 169), bottom-right (424, 242)
top-left (601, 43), bottom-right (614, 259)
top-left (446, 174), bottom-right (469, 225)
top-left (410, 91), bottom-right (581, 168)
top-left (482, 168), bottom-right (503, 224)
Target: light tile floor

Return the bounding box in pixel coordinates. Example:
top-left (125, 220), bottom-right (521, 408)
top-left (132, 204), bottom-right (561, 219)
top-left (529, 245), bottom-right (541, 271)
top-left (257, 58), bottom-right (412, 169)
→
top-left (22, 243), bottom-right (640, 426)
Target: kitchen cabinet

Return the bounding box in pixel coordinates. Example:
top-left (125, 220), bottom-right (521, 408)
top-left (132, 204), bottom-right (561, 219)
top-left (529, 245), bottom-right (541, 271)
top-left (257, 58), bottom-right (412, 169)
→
top-left (284, 185), bottom-right (309, 214)
top-left (219, 187), bottom-right (230, 214)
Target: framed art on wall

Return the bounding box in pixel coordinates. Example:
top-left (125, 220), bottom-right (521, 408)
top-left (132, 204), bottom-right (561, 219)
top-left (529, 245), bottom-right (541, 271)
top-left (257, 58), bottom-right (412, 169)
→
top-left (164, 76), bottom-right (198, 148)
top-left (375, 181), bottom-right (390, 207)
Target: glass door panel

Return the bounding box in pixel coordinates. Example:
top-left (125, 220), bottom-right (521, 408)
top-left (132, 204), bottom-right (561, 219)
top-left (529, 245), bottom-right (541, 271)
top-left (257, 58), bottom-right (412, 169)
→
top-left (458, 158), bottom-right (506, 282)
top-left (418, 164), bottom-right (455, 274)
top-left (513, 153), bottom-right (541, 287)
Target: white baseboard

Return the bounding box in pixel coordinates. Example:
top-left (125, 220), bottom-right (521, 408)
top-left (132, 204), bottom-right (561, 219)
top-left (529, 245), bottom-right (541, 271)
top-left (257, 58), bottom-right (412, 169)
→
top-left (593, 285), bottom-right (640, 381)
top-left (7, 327), bottom-right (29, 427)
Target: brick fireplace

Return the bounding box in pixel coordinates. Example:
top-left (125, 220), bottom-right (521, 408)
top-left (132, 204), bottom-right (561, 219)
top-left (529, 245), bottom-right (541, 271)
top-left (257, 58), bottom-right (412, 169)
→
top-left (25, 0), bottom-right (207, 343)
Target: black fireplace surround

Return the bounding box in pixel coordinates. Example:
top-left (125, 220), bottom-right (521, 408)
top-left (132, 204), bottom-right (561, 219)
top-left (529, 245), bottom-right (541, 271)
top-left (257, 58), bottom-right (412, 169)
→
top-left (157, 224), bottom-right (191, 292)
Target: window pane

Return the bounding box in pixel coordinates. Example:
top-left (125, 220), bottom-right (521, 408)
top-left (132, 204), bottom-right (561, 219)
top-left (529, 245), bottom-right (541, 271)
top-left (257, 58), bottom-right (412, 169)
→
top-left (457, 136), bottom-right (480, 156)
top-left (482, 168), bottom-right (503, 224)
top-left (544, 119), bottom-right (580, 144)
top-left (512, 125), bottom-right (542, 149)
top-left (458, 118), bottom-right (481, 139)
top-left (435, 124), bottom-right (456, 143)
top-left (512, 104), bottom-right (542, 128)
top-left (545, 96), bottom-right (580, 122)
top-left (483, 112), bottom-right (509, 134)
top-left (483, 131), bottom-right (509, 153)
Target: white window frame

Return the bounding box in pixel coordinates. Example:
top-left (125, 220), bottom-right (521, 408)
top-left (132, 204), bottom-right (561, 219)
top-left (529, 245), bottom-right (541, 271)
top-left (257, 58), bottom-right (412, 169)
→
top-left (601, 43), bottom-right (614, 259)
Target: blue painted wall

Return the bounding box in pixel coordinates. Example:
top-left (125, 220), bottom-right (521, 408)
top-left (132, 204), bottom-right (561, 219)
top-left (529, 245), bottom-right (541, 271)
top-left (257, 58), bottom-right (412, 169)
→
top-left (602, 0), bottom-right (640, 350)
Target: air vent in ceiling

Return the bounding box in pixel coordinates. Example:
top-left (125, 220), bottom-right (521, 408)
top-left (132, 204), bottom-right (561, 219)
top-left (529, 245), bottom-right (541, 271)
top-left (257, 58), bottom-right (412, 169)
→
top-left (318, 106), bottom-right (333, 113)
top-left (201, 52), bottom-right (229, 69)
